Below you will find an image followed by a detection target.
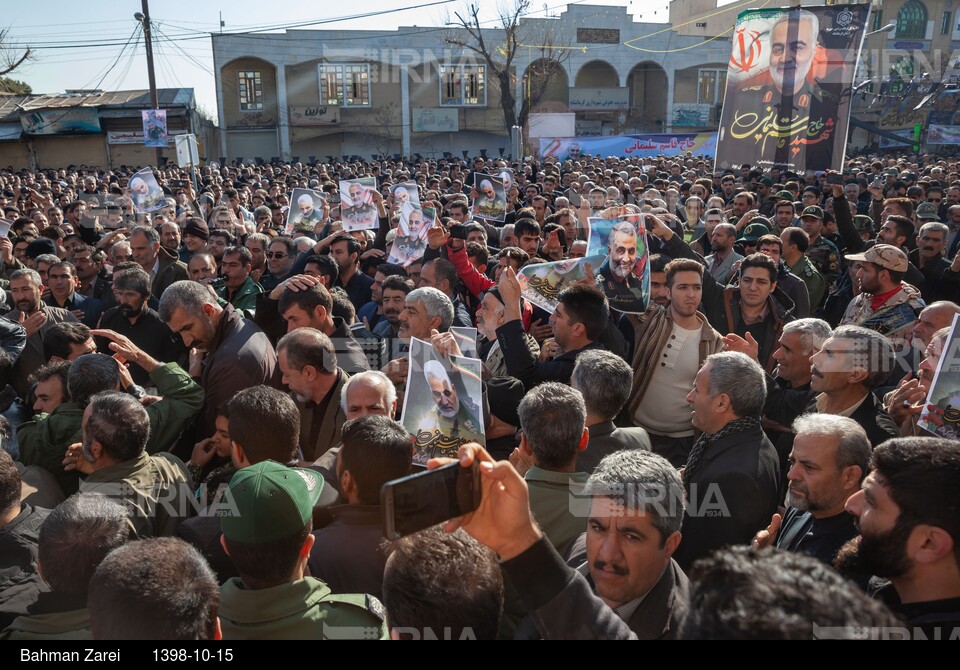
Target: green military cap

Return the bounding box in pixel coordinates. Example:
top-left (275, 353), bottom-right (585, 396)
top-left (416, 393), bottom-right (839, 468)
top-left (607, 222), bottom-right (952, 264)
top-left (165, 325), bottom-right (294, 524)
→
top-left (742, 221), bottom-right (772, 242)
top-left (755, 176), bottom-right (774, 187)
top-left (220, 461), bottom-right (325, 544)
top-left (800, 205), bottom-right (824, 220)
top-left (773, 190), bottom-right (795, 201)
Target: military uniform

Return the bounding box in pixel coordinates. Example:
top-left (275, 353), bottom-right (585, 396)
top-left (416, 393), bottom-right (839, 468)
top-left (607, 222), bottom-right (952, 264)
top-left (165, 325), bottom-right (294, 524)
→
top-left (596, 259), bottom-right (647, 313)
top-left (788, 255), bottom-right (827, 312)
top-left (414, 401), bottom-right (484, 464)
top-left (0, 595), bottom-right (90, 640)
top-left (218, 577), bottom-right (388, 640)
top-left (805, 236), bottom-right (841, 286)
top-left (341, 203), bottom-right (377, 229)
top-left (731, 77), bottom-right (843, 172)
top-left (290, 209), bottom-right (323, 234)
top-left (474, 195), bottom-right (506, 221)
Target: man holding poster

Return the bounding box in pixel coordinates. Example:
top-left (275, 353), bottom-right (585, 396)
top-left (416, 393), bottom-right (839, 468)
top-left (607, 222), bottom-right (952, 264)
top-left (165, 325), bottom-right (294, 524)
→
top-left (716, 5), bottom-right (870, 173)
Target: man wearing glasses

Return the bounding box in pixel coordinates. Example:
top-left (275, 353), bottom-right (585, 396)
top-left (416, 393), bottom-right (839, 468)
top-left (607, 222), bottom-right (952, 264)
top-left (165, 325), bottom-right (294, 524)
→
top-left (259, 238), bottom-right (297, 292)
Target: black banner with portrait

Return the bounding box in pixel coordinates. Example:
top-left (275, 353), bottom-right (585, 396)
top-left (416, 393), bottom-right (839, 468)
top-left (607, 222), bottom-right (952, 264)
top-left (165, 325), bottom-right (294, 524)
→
top-left (715, 4), bottom-right (870, 174)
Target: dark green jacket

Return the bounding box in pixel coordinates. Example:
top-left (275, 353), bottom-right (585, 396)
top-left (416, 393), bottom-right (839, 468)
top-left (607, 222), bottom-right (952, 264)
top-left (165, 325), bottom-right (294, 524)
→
top-left (217, 275), bottom-right (264, 314)
top-left (218, 577), bottom-right (388, 640)
top-left (0, 592), bottom-right (91, 641)
top-left (17, 362), bottom-right (204, 495)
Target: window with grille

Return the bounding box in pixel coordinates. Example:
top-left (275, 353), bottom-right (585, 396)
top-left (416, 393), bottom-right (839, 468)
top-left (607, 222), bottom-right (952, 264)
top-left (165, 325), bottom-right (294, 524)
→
top-left (896, 0), bottom-right (928, 39)
top-left (439, 64), bottom-right (486, 106)
top-left (318, 64), bottom-right (371, 107)
top-left (697, 69), bottom-right (727, 105)
top-left (238, 71), bottom-right (263, 111)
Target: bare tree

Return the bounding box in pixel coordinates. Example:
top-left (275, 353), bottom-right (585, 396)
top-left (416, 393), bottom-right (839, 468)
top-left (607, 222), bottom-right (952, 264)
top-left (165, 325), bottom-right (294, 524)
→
top-left (445, 0), bottom-right (570, 133)
top-left (0, 28), bottom-right (32, 78)
top-left (360, 102), bottom-right (399, 159)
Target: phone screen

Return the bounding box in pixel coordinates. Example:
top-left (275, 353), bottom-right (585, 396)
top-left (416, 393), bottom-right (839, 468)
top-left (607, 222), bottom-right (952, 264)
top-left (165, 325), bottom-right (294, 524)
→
top-left (381, 461), bottom-right (481, 539)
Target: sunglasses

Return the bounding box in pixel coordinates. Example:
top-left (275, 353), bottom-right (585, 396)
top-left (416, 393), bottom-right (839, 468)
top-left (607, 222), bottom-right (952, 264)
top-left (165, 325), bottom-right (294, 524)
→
top-left (265, 252), bottom-right (288, 259)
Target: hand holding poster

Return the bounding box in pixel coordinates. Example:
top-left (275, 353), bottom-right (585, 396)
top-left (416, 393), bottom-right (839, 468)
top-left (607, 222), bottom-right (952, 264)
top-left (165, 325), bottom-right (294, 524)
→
top-left (472, 173), bottom-right (507, 223)
top-left (388, 205), bottom-right (435, 267)
top-left (586, 213), bottom-right (650, 314)
top-left (128, 167), bottom-right (166, 214)
top-left (918, 314), bottom-right (960, 439)
top-left (517, 255), bottom-right (606, 314)
top-left (286, 188), bottom-right (326, 236)
top-left (340, 177), bottom-right (379, 231)
top-left (401, 337), bottom-right (485, 467)
top-left (450, 327), bottom-right (479, 359)
top-left (715, 4), bottom-right (870, 173)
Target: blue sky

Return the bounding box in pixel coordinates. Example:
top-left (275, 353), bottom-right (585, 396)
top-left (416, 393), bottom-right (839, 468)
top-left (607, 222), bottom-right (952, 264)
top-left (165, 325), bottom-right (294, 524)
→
top-left (4, 0), bottom-right (685, 115)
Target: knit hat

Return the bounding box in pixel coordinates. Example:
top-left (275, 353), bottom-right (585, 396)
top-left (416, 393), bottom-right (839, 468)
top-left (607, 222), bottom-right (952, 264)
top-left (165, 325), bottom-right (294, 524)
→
top-left (183, 219), bottom-right (210, 241)
top-left (25, 237), bottom-right (58, 259)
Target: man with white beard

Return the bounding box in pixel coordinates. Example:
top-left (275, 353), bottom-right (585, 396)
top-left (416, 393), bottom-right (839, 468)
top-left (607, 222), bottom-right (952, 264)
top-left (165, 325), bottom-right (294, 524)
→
top-left (474, 287), bottom-right (539, 379)
top-left (752, 414), bottom-right (869, 567)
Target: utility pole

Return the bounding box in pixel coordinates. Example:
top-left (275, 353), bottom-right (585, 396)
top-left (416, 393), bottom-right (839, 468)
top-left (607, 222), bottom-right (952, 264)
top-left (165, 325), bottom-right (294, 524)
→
top-left (136, 0), bottom-right (163, 167)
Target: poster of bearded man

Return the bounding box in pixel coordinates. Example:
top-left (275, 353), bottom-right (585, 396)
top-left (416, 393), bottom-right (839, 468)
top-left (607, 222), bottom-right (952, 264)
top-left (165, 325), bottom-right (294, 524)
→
top-left (586, 214), bottom-right (650, 314)
top-left (715, 4), bottom-right (870, 173)
top-left (401, 337), bottom-right (484, 467)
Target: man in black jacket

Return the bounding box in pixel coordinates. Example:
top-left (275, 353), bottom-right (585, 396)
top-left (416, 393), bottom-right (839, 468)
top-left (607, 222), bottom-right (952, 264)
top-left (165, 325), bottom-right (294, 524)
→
top-left (752, 414), bottom-right (867, 567)
top-left (515, 449), bottom-right (688, 640)
top-left (307, 415), bottom-right (411, 600)
top-left (159, 281), bottom-right (279, 443)
top-left (805, 325), bottom-right (900, 447)
top-left (0, 449), bottom-right (47, 628)
top-left (495, 267), bottom-right (607, 390)
top-left (673, 351), bottom-right (781, 571)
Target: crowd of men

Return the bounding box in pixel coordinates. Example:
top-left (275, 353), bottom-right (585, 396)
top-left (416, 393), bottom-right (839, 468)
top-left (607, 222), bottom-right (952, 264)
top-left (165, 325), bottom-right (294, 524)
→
top-left (0, 151), bottom-right (958, 640)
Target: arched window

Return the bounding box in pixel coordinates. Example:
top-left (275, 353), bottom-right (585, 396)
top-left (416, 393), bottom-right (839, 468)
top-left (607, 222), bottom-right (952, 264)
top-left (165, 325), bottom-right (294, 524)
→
top-left (897, 0), bottom-right (929, 39)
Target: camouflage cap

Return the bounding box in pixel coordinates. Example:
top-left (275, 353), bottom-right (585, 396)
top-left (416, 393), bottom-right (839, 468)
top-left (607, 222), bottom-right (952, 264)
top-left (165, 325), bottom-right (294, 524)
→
top-left (852, 214), bottom-right (874, 231)
top-left (844, 244), bottom-right (908, 273)
top-left (800, 205), bottom-right (824, 220)
top-left (916, 202), bottom-right (941, 221)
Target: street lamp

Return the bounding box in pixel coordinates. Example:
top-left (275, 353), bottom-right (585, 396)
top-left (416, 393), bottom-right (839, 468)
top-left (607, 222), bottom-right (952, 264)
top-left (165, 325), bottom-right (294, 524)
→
top-left (865, 22), bottom-right (896, 38)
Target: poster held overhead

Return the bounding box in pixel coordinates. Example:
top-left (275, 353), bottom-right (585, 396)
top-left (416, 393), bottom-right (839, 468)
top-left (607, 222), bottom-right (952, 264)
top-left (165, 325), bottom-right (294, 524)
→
top-left (517, 255), bottom-right (606, 314)
top-left (715, 4), bottom-right (870, 173)
top-left (286, 188), bottom-right (326, 236)
top-left (339, 177), bottom-right (379, 231)
top-left (387, 205), bottom-right (435, 268)
top-left (586, 213), bottom-right (650, 314)
top-left (472, 173), bottom-right (507, 223)
top-left (142, 109), bottom-right (167, 147)
top-left (401, 338), bottom-right (485, 467)
top-left (129, 167), bottom-right (166, 214)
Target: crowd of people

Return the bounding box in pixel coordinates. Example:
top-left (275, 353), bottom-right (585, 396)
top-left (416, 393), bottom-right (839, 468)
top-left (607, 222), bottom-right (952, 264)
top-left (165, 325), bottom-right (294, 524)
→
top-left (0, 150), bottom-right (958, 640)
